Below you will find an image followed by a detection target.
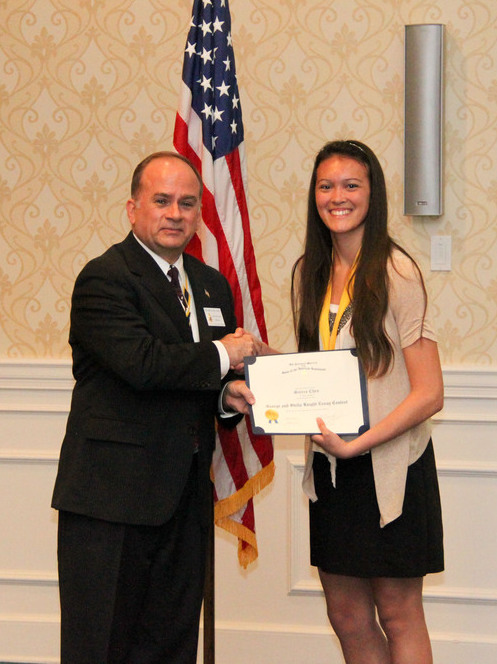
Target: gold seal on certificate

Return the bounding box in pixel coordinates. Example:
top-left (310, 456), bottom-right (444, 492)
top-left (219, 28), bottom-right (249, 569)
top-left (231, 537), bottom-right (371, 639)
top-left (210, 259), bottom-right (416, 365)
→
top-left (244, 349), bottom-right (369, 436)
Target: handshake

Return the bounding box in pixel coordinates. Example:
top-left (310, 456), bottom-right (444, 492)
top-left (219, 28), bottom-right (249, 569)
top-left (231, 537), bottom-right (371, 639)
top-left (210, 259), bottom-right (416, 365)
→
top-left (220, 327), bottom-right (277, 373)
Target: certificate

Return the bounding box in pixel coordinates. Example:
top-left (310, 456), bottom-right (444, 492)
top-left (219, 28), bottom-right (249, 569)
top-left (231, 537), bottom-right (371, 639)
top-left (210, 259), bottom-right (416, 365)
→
top-left (244, 349), bottom-right (369, 436)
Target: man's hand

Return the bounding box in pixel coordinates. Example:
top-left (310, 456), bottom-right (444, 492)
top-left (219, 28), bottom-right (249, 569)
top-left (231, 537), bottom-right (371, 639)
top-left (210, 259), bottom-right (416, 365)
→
top-left (220, 327), bottom-right (280, 372)
top-left (222, 380), bottom-right (255, 415)
top-left (220, 327), bottom-right (261, 370)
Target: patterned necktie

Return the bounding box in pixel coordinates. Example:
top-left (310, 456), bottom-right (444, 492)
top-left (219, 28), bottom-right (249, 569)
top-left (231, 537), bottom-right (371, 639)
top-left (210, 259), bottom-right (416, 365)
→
top-left (168, 265), bottom-right (191, 323)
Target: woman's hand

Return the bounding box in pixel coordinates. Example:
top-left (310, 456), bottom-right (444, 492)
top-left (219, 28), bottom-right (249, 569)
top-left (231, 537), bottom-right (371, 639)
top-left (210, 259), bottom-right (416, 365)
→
top-left (311, 417), bottom-right (357, 459)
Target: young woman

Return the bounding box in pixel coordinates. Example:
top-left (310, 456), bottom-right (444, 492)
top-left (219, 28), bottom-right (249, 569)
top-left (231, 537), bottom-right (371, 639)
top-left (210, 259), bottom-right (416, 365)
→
top-left (291, 140), bottom-right (444, 664)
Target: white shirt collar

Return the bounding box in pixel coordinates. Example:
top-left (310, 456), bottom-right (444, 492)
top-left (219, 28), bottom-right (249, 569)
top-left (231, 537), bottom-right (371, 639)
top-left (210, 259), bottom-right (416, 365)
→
top-left (132, 233), bottom-right (186, 282)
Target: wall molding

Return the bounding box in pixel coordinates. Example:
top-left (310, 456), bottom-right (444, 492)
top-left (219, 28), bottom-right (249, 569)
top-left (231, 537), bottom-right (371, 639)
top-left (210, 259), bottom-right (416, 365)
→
top-left (438, 366), bottom-right (497, 424)
top-left (0, 451), bottom-right (59, 463)
top-left (1, 360), bottom-right (496, 388)
top-left (0, 570), bottom-right (58, 586)
top-left (0, 359), bottom-right (73, 389)
top-left (208, 620), bottom-right (497, 643)
top-left (436, 462), bottom-right (497, 479)
top-left (1, 362), bottom-right (496, 463)
top-left (194, 622), bottom-right (497, 664)
top-left (0, 361), bottom-right (72, 423)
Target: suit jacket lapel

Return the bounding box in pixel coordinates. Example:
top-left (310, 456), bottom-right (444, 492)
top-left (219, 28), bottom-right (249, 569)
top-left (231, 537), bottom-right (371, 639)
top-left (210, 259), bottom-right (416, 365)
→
top-left (119, 233), bottom-right (193, 340)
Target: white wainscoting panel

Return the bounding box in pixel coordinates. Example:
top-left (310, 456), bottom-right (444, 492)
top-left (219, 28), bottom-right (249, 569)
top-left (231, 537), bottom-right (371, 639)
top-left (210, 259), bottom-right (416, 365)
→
top-left (0, 361), bottom-right (496, 663)
top-left (0, 361), bottom-right (71, 664)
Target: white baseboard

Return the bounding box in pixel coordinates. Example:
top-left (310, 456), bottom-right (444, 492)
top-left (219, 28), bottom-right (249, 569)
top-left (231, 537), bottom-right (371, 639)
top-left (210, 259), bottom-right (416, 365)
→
top-left (196, 622), bottom-right (497, 664)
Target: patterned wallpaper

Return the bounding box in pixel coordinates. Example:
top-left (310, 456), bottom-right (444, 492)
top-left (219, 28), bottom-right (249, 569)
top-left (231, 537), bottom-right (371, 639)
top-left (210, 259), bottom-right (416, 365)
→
top-left (0, 0), bottom-right (496, 364)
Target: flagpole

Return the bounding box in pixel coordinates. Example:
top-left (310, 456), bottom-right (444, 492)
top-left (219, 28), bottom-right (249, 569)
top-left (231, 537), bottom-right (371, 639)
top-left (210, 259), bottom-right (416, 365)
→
top-left (203, 488), bottom-right (215, 663)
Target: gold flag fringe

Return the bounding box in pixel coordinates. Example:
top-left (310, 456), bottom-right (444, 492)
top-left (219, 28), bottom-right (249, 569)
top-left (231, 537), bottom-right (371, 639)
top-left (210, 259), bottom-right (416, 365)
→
top-left (213, 460), bottom-right (275, 568)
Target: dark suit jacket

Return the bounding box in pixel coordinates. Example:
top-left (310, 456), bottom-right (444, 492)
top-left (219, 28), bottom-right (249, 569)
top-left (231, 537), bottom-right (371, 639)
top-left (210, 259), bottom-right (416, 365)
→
top-left (52, 232), bottom-right (239, 526)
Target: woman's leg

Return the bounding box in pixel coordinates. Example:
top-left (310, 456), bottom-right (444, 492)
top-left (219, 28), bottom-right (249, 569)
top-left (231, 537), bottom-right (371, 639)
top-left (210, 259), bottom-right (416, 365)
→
top-left (371, 577), bottom-right (432, 664)
top-left (318, 569), bottom-right (390, 664)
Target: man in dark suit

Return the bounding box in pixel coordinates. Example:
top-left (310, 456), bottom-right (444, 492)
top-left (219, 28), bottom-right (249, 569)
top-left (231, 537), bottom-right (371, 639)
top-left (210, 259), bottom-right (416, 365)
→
top-left (52, 151), bottom-right (264, 663)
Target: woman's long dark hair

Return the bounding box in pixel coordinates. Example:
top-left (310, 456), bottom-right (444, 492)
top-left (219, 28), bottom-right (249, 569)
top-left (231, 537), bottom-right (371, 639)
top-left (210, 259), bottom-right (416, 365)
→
top-left (291, 140), bottom-right (426, 377)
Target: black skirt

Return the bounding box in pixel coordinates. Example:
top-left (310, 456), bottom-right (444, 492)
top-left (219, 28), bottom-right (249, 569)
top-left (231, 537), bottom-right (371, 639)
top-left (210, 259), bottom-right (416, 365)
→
top-left (309, 440), bottom-right (444, 578)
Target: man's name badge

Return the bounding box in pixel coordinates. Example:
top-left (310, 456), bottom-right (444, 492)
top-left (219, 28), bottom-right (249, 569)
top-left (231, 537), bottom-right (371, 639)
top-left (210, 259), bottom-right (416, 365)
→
top-left (203, 307), bottom-right (225, 326)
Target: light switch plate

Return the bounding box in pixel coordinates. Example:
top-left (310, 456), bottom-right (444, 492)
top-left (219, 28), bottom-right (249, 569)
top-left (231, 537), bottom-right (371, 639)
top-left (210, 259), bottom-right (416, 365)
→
top-left (431, 235), bottom-right (452, 271)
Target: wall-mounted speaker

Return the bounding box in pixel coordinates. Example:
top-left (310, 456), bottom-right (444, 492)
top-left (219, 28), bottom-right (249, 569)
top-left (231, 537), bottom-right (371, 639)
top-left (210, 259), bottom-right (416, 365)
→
top-left (404, 24), bottom-right (444, 216)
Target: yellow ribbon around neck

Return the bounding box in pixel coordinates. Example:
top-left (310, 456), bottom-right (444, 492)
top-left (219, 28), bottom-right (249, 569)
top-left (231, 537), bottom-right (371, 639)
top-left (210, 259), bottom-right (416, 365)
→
top-left (319, 254), bottom-right (359, 351)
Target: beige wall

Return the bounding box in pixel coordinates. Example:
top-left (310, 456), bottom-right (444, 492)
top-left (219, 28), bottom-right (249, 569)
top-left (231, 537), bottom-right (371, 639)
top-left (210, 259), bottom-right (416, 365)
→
top-left (2, 3), bottom-right (497, 662)
top-left (1, 0), bottom-right (497, 363)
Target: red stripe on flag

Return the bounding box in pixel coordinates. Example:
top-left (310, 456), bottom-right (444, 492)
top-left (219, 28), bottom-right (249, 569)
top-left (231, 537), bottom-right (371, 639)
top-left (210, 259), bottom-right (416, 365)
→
top-left (216, 425), bottom-right (250, 487)
top-left (247, 422), bottom-right (274, 467)
top-left (225, 149), bottom-right (267, 341)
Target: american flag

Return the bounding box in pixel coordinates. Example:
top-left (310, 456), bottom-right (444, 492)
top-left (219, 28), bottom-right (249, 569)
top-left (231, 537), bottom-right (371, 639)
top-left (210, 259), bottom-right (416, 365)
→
top-left (174, 0), bottom-right (274, 567)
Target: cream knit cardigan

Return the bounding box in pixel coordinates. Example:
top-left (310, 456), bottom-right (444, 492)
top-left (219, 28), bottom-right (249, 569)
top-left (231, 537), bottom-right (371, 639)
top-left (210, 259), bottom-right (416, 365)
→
top-left (302, 249), bottom-right (437, 527)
